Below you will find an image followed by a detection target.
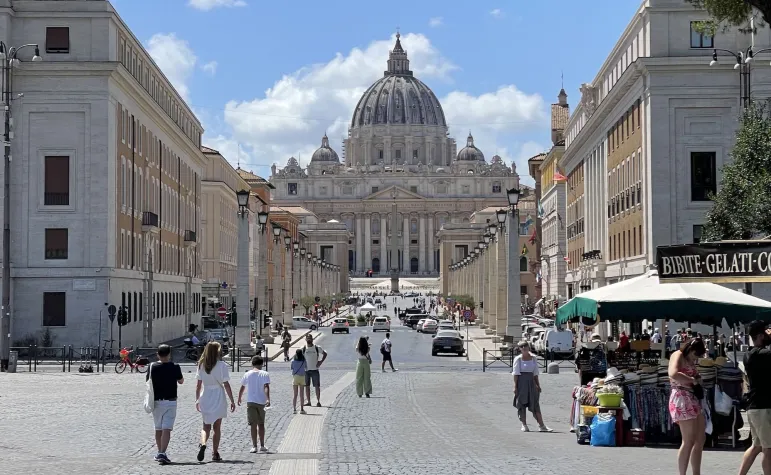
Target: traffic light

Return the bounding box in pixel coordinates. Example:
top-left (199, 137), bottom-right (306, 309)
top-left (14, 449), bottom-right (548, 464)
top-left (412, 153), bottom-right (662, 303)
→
top-left (230, 310), bottom-right (238, 327)
top-left (117, 307), bottom-right (128, 326)
top-left (263, 313), bottom-right (270, 328)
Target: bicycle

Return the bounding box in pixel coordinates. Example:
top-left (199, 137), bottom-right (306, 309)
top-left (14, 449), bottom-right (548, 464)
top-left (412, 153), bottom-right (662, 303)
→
top-left (115, 347), bottom-right (149, 374)
top-left (102, 339), bottom-right (116, 360)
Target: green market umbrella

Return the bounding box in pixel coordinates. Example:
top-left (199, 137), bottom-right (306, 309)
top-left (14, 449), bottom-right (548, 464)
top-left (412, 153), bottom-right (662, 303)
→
top-left (556, 270), bottom-right (771, 326)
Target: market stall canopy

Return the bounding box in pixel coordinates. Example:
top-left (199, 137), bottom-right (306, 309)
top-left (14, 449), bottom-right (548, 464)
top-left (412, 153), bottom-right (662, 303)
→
top-left (556, 270), bottom-right (771, 326)
top-left (358, 303), bottom-right (377, 312)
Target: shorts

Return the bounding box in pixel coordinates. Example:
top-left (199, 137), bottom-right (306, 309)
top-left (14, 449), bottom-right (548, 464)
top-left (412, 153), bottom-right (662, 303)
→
top-left (152, 400), bottom-right (177, 430)
top-left (293, 374), bottom-right (306, 386)
top-left (247, 402), bottom-right (266, 426)
top-left (382, 352), bottom-right (392, 362)
top-left (305, 369), bottom-right (320, 388)
top-left (748, 408), bottom-right (771, 448)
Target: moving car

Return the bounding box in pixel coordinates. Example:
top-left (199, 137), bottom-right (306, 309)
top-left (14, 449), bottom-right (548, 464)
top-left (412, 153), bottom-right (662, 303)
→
top-left (292, 316), bottom-right (318, 330)
top-left (406, 313), bottom-right (428, 329)
top-left (399, 307), bottom-right (422, 320)
top-left (432, 330), bottom-right (465, 356)
top-left (438, 320), bottom-right (455, 331)
top-left (420, 319), bottom-right (438, 334)
top-left (372, 316), bottom-right (390, 332)
top-left (331, 318), bottom-right (350, 334)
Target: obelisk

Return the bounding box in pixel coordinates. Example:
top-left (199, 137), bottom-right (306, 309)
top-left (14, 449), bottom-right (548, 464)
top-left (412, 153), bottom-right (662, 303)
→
top-left (390, 188), bottom-right (400, 293)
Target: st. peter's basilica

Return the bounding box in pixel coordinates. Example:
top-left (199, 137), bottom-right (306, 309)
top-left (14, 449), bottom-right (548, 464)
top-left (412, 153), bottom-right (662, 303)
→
top-left (270, 33), bottom-right (520, 276)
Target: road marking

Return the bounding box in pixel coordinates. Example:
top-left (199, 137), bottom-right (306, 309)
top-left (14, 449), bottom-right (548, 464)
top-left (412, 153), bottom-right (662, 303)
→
top-left (270, 371), bottom-right (355, 475)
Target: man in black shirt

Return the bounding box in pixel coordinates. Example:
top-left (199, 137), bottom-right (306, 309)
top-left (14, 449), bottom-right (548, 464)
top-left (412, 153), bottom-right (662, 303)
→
top-left (146, 344), bottom-right (184, 465)
top-left (741, 320), bottom-right (771, 475)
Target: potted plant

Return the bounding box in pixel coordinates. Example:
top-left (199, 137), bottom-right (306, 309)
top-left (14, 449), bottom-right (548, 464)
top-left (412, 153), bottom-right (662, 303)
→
top-left (356, 314), bottom-right (367, 327)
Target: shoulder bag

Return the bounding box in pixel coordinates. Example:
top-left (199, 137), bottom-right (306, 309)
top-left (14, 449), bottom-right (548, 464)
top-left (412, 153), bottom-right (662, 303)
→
top-left (143, 363), bottom-right (155, 413)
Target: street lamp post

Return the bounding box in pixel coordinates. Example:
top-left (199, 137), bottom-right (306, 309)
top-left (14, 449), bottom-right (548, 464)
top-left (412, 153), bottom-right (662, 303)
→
top-left (504, 187), bottom-right (522, 342)
top-left (709, 46), bottom-right (771, 109)
top-left (256, 209), bottom-right (269, 335)
top-left (0, 43), bottom-right (41, 371)
top-left (292, 241), bottom-right (299, 318)
top-left (235, 190), bottom-right (251, 344)
top-left (272, 225), bottom-right (282, 327)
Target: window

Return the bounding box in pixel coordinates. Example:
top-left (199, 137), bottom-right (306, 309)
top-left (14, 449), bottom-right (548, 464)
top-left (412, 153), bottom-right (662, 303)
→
top-left (46, 27), bottom-right (70, 54)
top-left (410, 186), bottom-right (418, 193)
top-left (44, 156), bottom-right (70, 205)
top-left (288, 183), bottom-right (298, 195)
top-left (371, 186), bottom-right (379, 194)
top-left (520, 256), bottom-right (528, 272)
top-left (693, 225), bottom-right (704, 244)
top-left (378, 150), bottom-right (384, 159)
top-left (43, 292), bottom-right (66, 326)
top-left (690, 151), bottom-right (716, 201)
top-left (394, 150), bottom-right (401, 159)
top-left (45, 228), bottom-right (68, 259)
top-left (342, 186), bottom-right (353, 195)
top-left (520, 286), bottom-right (528, 296)
top-left (413, 149), bottom-right (418, 159)
top-left (436, 184), bottom-right (447, 194)
top-left (492, 182), bottom-right (501, 193)
top-left (690, 22), bottom-right (714, 48)
top-left (319, 186), bottom-right (328, 196)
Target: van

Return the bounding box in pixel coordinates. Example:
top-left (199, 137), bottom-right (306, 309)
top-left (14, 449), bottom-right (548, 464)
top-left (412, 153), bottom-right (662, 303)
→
top-left (540, 329), bottom-right (574, 358)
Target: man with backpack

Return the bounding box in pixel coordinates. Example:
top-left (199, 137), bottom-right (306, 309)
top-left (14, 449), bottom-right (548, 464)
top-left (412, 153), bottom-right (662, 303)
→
top-left (381, 332), bottom-right (397, 373)
top-left (303, 334), bottom-right (327, 407)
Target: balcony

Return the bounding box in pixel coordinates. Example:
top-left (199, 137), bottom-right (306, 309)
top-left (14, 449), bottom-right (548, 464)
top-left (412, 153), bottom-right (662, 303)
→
top-left (141, 211), bottom-right (159, 233)
top-left (44, 192), bottom-right (69, 206)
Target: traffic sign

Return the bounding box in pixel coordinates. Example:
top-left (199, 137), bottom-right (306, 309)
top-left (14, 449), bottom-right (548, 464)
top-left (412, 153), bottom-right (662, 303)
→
top-left (221, 282), bottom-right (228, 289)
top-left (463, 310), bottom-right (471, 321)
top-left (107, 304), bottom-right (117, 323)
top-left (217, 307), bottom-right (227, 318)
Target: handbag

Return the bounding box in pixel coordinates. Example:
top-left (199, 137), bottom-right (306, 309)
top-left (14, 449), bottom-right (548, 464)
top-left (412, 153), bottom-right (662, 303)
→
top-left (715, 385), bottom-right (734, 416)
top-left (143, 363), bottom-right (155, 414)
top-left (692, 383), bottom-right (704, 400)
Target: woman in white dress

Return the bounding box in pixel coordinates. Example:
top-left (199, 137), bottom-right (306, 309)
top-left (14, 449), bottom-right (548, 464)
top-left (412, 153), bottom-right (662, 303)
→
top-left (195, 342), bottom-right (235, 462)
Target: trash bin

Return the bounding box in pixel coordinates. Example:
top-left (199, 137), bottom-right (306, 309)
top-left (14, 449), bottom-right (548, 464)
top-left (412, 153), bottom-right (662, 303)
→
top-left (8, 350), bottom-right (18, 373)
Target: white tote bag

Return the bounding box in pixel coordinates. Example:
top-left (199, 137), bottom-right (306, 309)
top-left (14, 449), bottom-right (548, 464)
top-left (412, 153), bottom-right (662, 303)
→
top-left (715, 386), bottom-right (734, 416)
top-left (143, 363), bottom-right (155, 414)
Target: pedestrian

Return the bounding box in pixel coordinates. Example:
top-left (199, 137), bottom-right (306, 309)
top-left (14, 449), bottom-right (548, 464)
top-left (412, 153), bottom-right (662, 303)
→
top-left (281, 329), bottom-right (292, 362)
top-left (512, 341), bottom-right (552, 433)
top-left (738, 320), bottom-right (771, 475)
top-left (355, 336), bottom-right (373, 398)
top-left (303, 334), bottom-right (327, 407)
top-left (380, 332), bottom-right (397, 372)
top-left (237, 355), bottom-right (271, 454)
top-left (667, 337), bottom-right (706, 475)
top-left (291, 349), bottom-right (307, 414)
top-left (147, 344), bottom-right (184, 465)
top-left (195, 341), bottom-right (236, 463)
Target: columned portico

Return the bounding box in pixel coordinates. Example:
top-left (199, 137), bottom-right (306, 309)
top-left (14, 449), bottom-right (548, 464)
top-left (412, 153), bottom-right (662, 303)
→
top-left (380, 215), bottom-right (388, 275)
top-left (427, 214), bottom-right (435, 273)
top-left (364, 213), bottom-right (372, 272)
top-left (403, 215), bottom-right (410, 272)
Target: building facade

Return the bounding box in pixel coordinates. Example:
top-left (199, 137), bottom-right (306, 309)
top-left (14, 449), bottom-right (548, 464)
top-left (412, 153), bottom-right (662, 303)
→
top-left (527, 153), bottom-right (545, 303)
top-left (269, 34), bottom-right (519, 277)
top-left (1, 0), bottom-right (206, 348)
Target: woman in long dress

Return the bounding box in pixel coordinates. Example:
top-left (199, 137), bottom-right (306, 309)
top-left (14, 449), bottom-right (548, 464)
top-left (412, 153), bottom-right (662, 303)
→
top-left (355, 336), bottom-right (372, 398)
top-left (668, 337), bottom-right (706, 475)
top-left (512, 341), bottom-right (552, 432)
top-left (195, 342), bottom-right (235, 462)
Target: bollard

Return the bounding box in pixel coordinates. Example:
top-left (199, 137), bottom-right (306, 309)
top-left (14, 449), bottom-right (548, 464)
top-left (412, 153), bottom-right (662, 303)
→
top-left (482, 348), bottom-right (486, 372)
top-left (547, 362), bottom-right (560, 374)
top-left (62, 346), bottom-right (66, 372)
top-left (8, 350), bottom-right (18, 373)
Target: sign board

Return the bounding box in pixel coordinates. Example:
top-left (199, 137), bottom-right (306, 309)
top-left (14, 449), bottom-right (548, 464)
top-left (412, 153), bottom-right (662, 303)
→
top-left (107, 305), bottom-right (117, 323)
top-left (217, 307), bottom-right (227, 318)
top-left (221, 282), bottom-right (228, 289)
top-left (72, 279), bottom-right (96, 291)
top-left (657, 242), bottom-right (771, 283)
top-left (463, 310), bottom-right (471, 321)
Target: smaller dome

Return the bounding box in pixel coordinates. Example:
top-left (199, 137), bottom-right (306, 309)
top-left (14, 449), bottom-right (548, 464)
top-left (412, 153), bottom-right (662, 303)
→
top-left (310, 134), bottom-right (340, 163)
top-left (456, 133), bottom-right (485, 162)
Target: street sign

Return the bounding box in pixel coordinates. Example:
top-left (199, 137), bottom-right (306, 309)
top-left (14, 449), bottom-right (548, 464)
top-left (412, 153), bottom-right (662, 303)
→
top-left (107, 304), bottom-right (117, 322)
top-left (314, 296), bottom-right (320, 303)
top-left (221, 282), bottom-right (228, 289)
top-left (217, 307), bottom-right (227, 318)
top-left (463, 310), bottom-right (471, 321)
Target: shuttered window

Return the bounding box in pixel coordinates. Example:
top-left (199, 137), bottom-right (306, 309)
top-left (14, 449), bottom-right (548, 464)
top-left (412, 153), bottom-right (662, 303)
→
top-left (44, 156), bottom-right (69, 205)
top-left (45, 228), bottom-right (68, 259)
top-left (46, 27), bottom-right (70, 54)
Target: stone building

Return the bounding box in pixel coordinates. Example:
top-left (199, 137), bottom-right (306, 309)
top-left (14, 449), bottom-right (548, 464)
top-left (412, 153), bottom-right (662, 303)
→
top-left (269, 33), bottom-right (518, 276)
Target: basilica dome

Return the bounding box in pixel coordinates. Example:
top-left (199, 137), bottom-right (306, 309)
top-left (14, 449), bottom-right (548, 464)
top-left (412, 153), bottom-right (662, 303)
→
top-left (351, 33), bottom-right (447, 128)
top-left (456, 133), bottom-right (485, 162)
top-left (310, 134), bottom-right (340, 163)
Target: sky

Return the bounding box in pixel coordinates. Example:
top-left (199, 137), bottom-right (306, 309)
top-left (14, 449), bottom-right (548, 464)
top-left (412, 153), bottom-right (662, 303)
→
top-left (111, 0), bottom-right (641, 185)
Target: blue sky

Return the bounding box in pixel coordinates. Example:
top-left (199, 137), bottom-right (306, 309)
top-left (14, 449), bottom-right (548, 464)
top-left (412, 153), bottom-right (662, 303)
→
top-left (112, 0), bottom-right (640, 184)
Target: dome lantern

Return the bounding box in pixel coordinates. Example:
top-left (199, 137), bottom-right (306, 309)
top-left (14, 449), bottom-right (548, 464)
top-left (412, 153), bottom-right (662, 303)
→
top-left (455, 132), bottom-right (485, 162)
top-left (310, 133), bottom-right (340, 163)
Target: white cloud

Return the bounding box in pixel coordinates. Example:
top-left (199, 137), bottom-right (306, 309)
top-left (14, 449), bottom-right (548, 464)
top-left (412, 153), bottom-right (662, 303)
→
top-left (202, 60), bottom-right (218, 75)
top-left (490, 8), bottom-right (503, 18)
top-left (215, 32), bottom-right (545, 179)
top-left (429, 17), bottom-right (443, 27)
top-left (188, 0), bottom-right (246, 11)
top-left (146, 33), bottom-right (197, 101)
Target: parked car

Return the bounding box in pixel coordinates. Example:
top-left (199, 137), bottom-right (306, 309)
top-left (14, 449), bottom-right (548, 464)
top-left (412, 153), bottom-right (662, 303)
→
top-left (372, 316), bottom-right (390, 332)
top-left (438, 320), bottom-right (455, 331)
top-left (292, 316), bottom-right (318, 330)
top-left (432, 330), bottom-right (465, 356)
top-left (415, 319), bottom-right (427, 332)
top-left (536, 329), bottom-right (574, 358)
top-left (330, 318), bottom-right (350, 334)
top-left (421, 319), bottom-right (438, 334)
top-left (374, 298), bottom-right (383, 304)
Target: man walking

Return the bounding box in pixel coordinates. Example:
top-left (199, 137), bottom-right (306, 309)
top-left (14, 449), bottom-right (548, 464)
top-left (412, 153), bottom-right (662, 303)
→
top-left (739, 320), bottom-right (771, 475)
top-left (381, 332), bottom-right (397, 373)
top-left (303, 334), bottom-right (327, 407)
top-left (238, 355), bottom-right (271, 453)
top-left (147, 344), bottom-right (184, 465)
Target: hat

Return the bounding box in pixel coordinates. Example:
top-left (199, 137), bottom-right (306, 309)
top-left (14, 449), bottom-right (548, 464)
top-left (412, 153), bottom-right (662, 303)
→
top-left (591, 332), bottom-right (602, 341)
top-left (605, 367), bottom-right (621, 380)
top-left (655, 328), bottom-right (660, 332)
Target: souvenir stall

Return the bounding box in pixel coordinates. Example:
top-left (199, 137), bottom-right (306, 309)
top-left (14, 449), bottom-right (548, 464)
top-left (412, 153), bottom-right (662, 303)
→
top-left (559, 270), bottom-right (771, 448)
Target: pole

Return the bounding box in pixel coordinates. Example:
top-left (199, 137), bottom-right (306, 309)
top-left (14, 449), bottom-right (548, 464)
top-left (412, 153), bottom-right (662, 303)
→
top-left (0, 58), bottom-right (11, 370)
top-left (98, 310), bottom-right (102, 350)
top-left (506, 208), bottom-right (522, 341)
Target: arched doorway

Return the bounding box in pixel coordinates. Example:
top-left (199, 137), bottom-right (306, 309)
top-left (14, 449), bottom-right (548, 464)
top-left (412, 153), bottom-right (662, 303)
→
top-left (410, 257), bottom-right (418, 273)
top-left (372, 258), bottom-right (380, 273)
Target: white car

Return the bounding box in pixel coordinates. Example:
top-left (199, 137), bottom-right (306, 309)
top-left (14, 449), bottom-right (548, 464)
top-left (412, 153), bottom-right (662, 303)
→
top-left (415, 319), bottom-right (427, 332)
top-left (438, 321), bottom-right (455, 331)
top-left (421, 319), bottom-right (438, 334)
top-left (372, 316), bottom-right (390, 332)
top-left (292, 316), bottom-right (318, 330)
top-left (330, 318), bottom-right (350, 334)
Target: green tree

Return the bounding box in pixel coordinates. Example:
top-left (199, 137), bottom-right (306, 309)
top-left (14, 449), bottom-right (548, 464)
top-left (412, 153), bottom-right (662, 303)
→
top-left (299, 296), bottom-right (316, 314)
top-left (686, 0), bottom-right (765, 34)
top-left (703, 103), bottom-right (771, 241)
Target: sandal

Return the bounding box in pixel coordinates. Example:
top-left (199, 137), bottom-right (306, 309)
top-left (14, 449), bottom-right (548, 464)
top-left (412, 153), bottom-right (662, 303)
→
top-left (212, 452), bottom-right (222, 462)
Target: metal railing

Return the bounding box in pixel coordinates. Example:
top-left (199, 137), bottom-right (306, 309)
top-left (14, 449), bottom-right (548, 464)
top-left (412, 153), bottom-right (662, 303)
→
top-left (482, 347), bottom-right (576, 372)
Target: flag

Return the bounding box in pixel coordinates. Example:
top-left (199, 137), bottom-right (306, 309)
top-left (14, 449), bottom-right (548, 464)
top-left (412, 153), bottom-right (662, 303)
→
top-left (563, 256), bottom-right (571, 264)
top-left (525, 214), bottom-right (534, 226)
top-left (528, 227), bottom-right (537, 244)
top-left (553, 170), bottom-right (568, 182)
top-left (521, 244), bottom-right (528, 256)
top-left (537, 200), bottom-right (544, 218)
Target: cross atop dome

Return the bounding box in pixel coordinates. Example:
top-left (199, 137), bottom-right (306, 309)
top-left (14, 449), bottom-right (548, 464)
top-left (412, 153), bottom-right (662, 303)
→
top-left (385, 30), bottom-right (412, 77)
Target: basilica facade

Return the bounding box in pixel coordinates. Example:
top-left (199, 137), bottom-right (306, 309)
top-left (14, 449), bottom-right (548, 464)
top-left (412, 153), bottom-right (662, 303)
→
top-left (270, 34), bottom-right (519, 277)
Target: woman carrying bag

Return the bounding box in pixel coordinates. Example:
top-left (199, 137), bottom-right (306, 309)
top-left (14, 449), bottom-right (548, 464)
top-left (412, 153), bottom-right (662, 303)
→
top-left (355, 336), bottom-right (373, 398)
top-left (195, 342), bottom-right (235, 463)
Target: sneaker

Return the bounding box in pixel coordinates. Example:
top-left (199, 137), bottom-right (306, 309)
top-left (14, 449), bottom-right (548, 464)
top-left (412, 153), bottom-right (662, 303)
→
top-left (250, 447), bottom-right (258, 453)
top-left (259, 447), bottom-right (269, 453)
top-left (293, 409), bottom-right (297, 414)
top-left (316, 402), bottom-right (322, 407)
top-left (392, 369), bottom-right (398, 372)
top-left (521, 424), bottom-right (530, 432)
top-left (300, 409), bottom-right (307, 414)
top-left (197, 444), bottom-right (206, 462)
top-left (154, 453), bottom-right (162, 462)
top-left (158, 453), bottom-right (170, 464)
top-left (538, 426), bottom-right (554, 433)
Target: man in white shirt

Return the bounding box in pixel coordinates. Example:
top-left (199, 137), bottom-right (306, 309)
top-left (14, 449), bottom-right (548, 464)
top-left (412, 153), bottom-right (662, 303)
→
top-left (381, 332), bottom-right (398, 373)
top-left (303, 334), bottom-right (327, 407)
top-left (651, 328), bottom-right (662, 344)
top-left (238, 355), bottom-right (271, 453)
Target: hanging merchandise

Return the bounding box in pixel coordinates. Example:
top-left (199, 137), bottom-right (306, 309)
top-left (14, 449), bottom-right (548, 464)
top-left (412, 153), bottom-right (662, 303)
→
top-left (714, 386), bottom-right (733, 416)
top-left (590, 413), bottom-right (616, 447)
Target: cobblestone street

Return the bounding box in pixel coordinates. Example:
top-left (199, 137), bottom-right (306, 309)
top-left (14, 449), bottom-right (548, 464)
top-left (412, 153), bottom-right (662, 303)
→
top-left (1, 363), bottom-right (759, 474)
